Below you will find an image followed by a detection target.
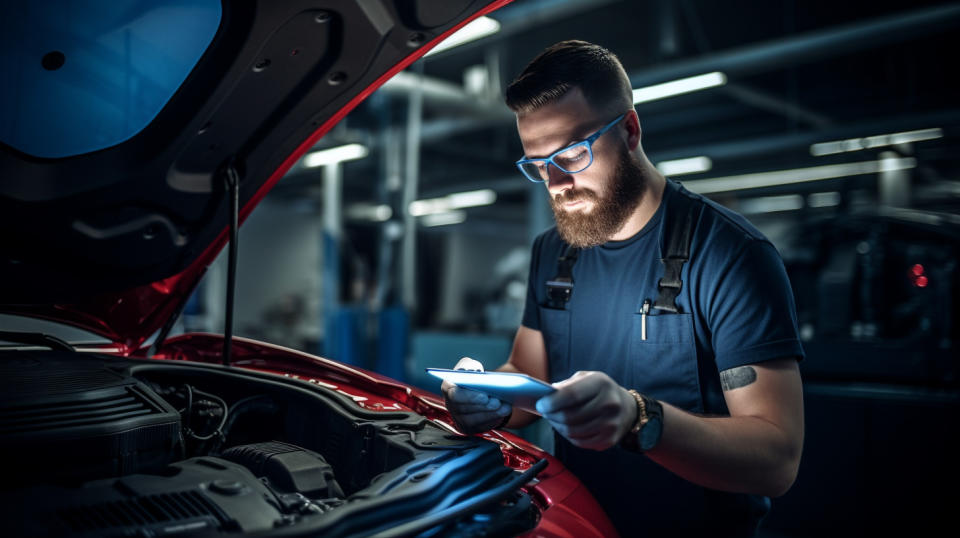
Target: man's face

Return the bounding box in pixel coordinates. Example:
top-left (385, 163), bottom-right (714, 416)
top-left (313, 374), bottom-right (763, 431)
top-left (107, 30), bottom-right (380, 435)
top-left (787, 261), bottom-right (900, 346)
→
top-left (516, 88), bottom-right (646, 248)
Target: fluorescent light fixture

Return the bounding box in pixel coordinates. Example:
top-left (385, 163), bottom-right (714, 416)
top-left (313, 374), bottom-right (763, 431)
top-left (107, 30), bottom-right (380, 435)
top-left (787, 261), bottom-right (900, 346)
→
top-left (303, 143), bottom-right (369, 168)
top-left (633, 72), bottom-right (727, 104)
top-left (421, 210), bottom-right (467, 227)
top-left (682, 158), bottom-right (917, 194)
top-left (810, 128), bottom-right (943, 156)
top-left (424, 16), bottom-right (501, 57)
top-left (409, 189), bottom-right (496, 216)
top-left (808, 191), bottom-right (841, 208)
top-left (346, 204), bottom-right (392, 222)
top-left (739, 195), bottom-right (804, 215)
top-left (446, 189), bottom-right (497, 208)
top-left (656, 156), bottom-right (712, 176)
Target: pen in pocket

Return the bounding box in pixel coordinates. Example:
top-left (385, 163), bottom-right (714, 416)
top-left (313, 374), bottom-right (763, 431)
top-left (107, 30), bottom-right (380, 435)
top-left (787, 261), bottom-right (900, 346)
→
top-left (641, 299), bottom-right (651, 340)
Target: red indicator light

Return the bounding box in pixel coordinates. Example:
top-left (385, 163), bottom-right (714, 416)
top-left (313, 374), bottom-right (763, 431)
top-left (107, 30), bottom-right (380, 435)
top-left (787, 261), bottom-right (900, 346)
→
top-left (915, 275), bottom-right (929, 288)
top-left (911, 264), bottom-right (925, 277)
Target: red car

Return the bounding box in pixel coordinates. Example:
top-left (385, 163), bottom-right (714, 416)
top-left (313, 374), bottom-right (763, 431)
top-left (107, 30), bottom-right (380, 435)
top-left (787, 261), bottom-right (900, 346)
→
top-left (0, 0), bottom-right (615, 536)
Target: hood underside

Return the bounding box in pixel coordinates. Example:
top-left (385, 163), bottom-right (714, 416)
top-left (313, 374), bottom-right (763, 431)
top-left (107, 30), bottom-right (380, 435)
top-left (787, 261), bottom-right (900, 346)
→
top-left (0, 0), bottom-right (508, 350)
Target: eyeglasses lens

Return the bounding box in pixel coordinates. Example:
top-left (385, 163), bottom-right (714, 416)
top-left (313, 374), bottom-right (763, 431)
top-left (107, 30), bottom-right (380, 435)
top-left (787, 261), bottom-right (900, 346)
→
top-left (554, 143), bottom-right (592, 173)
top-left (520, 161), bottom-right (548, 182)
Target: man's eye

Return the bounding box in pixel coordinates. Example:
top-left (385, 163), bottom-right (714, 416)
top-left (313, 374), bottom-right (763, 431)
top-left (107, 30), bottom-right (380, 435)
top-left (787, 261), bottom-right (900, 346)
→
top-left (557, 149), bottom-right (587, 164)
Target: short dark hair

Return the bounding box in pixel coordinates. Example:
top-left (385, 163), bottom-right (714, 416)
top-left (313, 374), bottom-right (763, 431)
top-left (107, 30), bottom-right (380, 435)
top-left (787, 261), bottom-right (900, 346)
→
top-left (505, 40), bottom-right (633, 116)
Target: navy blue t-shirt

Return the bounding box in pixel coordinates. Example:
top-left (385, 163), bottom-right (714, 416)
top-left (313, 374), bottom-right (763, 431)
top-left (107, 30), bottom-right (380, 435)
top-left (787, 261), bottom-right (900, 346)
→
top-left (522, 179), bottom-right (804, 536)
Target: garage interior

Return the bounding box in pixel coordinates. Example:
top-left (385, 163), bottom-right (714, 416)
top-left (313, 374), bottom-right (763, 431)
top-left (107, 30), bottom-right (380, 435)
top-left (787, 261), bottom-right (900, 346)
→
top-left (78, 0), bottom-right (959, 534)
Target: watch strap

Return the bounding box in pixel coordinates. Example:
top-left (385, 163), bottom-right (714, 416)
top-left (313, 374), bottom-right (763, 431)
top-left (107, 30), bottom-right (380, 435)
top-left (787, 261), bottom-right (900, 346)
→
top-left (620, 390), bottom-right (663, 453)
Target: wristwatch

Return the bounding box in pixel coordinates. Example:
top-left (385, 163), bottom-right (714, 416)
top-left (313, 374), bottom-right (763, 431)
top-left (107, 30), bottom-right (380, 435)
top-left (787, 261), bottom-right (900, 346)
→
top-left (620, 389), bottom-right (664, 453)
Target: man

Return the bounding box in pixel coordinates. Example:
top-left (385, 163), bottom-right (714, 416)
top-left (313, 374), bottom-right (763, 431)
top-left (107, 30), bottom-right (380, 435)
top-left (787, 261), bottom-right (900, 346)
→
top-left (442, 41), bottom-right (804, 537)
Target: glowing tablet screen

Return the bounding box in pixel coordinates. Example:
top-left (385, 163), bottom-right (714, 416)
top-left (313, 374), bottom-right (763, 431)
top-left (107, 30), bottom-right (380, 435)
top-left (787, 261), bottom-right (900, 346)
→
top-left (426, 368), bottom-right (555, 412)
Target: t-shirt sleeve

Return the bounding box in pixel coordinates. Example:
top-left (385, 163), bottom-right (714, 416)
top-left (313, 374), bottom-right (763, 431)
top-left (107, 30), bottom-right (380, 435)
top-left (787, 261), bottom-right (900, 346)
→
top-left (520, 234), bottom-right (545, 331)
top-left (706, 239), bottom-right (805, 371)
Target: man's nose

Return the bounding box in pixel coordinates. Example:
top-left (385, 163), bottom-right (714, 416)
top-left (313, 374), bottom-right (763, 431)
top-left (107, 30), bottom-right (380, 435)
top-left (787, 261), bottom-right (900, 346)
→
top-left (546, 164), bottom-right (574, 193)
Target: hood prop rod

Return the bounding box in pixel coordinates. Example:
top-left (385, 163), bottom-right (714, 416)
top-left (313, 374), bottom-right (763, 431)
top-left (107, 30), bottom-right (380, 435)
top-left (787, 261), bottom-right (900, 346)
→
top-left (222, 160), bottom-right (240, 367)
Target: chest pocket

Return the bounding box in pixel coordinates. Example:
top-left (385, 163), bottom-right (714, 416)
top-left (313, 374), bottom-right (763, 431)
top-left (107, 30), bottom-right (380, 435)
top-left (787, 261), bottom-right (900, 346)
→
top-left (629, 312), bottom-right (702, 413)
top-left (538, 305), bottom-right (571, 383)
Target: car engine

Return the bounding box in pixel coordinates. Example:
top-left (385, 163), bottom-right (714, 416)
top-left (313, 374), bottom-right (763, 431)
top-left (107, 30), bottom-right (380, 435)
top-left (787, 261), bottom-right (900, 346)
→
top-left (0, 350), bottom-right (541, 537)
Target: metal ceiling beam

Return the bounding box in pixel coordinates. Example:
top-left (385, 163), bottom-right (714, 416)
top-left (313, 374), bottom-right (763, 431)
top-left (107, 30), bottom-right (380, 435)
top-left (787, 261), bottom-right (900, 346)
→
top-left (722, 83), bottom-right (832, 129)
top-left (378, 4), bottom-right (960, 147)
top-left (629, 3), bottom-right (960, 88)
top-left (646, 108), bottom-right (960, 164)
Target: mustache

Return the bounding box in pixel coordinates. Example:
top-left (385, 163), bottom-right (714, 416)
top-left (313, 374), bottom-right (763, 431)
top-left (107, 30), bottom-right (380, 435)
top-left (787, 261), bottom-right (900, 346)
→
top-left (554, 188), bottom-right (600, 204)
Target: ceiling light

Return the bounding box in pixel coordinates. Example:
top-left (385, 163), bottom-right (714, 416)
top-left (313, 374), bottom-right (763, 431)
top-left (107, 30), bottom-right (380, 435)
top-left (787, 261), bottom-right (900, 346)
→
top-left (808, 191), bottom-right (841, 208)
top-left (303, 143), bottom-right (369, 168)
top-left (738, 195), bottom-right (804, 215)
top-left (656, 156), bottom-right (712, 176)
top-left (633, 72), bottom-right (727, 104)
top-left (424, 16), bottom-right (501, 57)
top-left (421, 210), bottom-right (467, 227)
top-left (682, 157), bottom-right (916, 194)
top-left (810, 128), bottom-right (943, 156)
top-left (409, 189), bottom-right (496, 216)
top-left (346, 204), bottom-right (392, 222)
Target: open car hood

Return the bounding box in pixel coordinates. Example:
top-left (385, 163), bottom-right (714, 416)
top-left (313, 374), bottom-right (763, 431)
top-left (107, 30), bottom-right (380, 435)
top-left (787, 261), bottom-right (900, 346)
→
top-left (0, 0), bottom-right (508, 352)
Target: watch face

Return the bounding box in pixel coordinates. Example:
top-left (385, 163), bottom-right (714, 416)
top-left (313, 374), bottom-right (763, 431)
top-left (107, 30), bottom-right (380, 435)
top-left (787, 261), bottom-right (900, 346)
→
top-left (639, 415), bottom-right (663, 452)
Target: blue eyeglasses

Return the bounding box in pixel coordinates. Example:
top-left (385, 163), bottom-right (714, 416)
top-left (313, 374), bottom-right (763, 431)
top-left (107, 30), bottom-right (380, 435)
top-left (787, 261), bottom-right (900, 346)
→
top-left (515, 113), bottom-right (626, 183)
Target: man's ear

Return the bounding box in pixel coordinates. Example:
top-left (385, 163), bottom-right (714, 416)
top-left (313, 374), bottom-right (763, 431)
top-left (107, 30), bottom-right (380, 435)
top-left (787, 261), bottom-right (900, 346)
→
top-left (624, 110), bottom-right (641, 151)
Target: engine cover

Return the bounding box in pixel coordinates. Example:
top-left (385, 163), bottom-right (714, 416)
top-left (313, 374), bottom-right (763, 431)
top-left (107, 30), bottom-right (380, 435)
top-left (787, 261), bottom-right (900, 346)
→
top-left (3, 457), bottom-right (286, 537)
top-left (0, 351), bottom-right (181, 486)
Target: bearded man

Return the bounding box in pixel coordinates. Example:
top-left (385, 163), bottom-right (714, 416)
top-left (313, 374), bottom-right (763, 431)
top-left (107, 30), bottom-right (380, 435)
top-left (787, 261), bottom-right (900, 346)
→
top-left (442, 40), bottom-right (805, 537)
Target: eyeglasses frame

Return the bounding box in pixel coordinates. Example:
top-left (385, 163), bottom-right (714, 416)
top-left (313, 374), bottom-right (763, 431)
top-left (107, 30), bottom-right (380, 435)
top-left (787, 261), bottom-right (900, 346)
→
top-left (515, 112), bottom-right (627, 183)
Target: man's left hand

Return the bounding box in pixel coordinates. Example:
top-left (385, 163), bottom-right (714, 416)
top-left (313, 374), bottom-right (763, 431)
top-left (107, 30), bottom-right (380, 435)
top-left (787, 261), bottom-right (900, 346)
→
top-left (535, 371), bottom-right (637, 451)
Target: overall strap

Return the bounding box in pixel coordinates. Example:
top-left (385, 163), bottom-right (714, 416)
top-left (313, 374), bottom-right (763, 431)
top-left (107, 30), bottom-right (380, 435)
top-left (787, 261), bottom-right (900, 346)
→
top-left (547, 243), bottom-right (579, 309)
top-left (654, 187), bottom-right (704, 314)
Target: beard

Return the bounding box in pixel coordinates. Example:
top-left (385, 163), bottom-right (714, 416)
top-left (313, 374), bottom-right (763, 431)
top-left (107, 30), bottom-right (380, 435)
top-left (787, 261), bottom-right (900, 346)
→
top-left (550, 150), bottom-right (648, 248)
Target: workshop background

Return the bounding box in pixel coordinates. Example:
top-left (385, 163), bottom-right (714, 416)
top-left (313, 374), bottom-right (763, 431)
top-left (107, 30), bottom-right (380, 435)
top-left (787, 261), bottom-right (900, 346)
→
top-left (174, 1), bottom-right (959, 535)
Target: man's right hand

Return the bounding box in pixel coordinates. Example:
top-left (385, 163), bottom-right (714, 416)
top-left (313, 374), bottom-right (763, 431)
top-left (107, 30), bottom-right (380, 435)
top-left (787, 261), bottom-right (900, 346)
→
top-left (441, 357), bottom-right (513, 434)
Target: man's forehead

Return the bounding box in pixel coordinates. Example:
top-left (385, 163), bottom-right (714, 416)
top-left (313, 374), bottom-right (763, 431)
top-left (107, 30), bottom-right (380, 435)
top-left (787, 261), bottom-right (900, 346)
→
top-left (516, 89), bottom-right (602, 157)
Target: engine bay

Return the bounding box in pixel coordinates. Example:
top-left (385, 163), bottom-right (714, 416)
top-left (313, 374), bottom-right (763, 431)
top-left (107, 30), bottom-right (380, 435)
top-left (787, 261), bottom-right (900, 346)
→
top-left (0, 350), bottom-right (541, 537)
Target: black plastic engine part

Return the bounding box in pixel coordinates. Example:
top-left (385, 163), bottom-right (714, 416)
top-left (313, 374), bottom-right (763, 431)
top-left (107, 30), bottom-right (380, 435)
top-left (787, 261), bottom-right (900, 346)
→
top-left (0, 351), bottom-right (181, 486)
top-left (222, 440), bottom-right (345, 499)
top-left (1, 457), bottom-right (286, 537)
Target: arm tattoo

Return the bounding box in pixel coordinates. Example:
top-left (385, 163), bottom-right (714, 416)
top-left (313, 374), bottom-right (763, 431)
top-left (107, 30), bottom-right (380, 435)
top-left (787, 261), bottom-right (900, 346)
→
top-left (720, 366), bottom-right (757, 391)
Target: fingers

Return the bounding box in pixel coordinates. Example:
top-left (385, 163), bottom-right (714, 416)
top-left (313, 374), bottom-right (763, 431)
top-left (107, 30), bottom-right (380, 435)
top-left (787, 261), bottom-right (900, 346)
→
top-left (537, 371), bottom-right (604, 414)
top-left (454, 357), bottom-right (484, 371)
top-left (449, 400), bottom-right (512, 434)
top-left (441, 360), bottom-right (512, 434)
top-left (446, 384), bottom-right (491, 405)
top-left (536, 371), bottom-right (633, 451)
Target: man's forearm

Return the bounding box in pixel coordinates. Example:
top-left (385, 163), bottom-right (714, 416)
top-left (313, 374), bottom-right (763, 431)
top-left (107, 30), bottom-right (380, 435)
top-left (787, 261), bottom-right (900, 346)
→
top-left (645, 402), bottom-right (801, 498)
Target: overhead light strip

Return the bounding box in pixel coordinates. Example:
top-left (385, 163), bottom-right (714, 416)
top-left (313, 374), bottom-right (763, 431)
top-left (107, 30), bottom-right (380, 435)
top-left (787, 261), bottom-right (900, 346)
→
top-left (409, 189), bottom-right (497, 217)
top-left (810, 128), bottom-right (943, 156)
top-left (656, 156), bottom-right (712, 176)
top-left (738, 194), bottom-right (804, 215)
top-left (682, 157), bottom-right (917, 194)
top-left (633, 72), bottom-right (727, 104)
top-left (421, 210), bottom-right (467, 227)
top-left (303, 143), bottom-right (369, 168)
top-left (808, 191), bottom-right (842, 208)
top-left (425, 16), bottom-right (501, 57)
